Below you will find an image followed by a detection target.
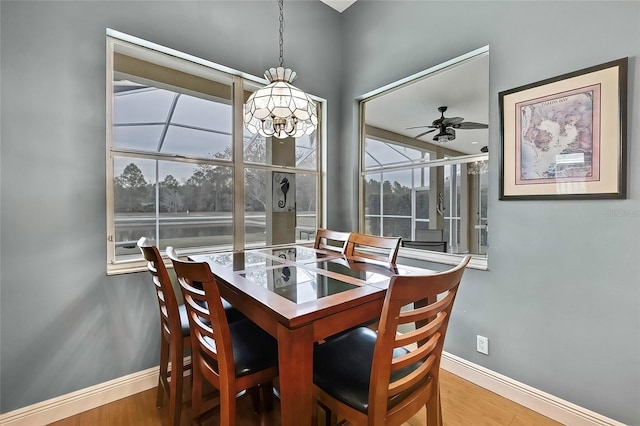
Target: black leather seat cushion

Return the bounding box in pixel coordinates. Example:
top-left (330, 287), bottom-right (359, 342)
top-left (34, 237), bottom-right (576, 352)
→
top-left (313, 327), bottom-right (420, 414)
top-left (202, 318), bottom-right (278, 378)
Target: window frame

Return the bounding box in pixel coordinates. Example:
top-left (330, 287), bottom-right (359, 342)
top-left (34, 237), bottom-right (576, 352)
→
top-left (106, 29), bottom-right (327, 274)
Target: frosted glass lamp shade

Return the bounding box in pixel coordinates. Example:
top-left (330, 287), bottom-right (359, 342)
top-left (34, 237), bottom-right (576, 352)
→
top-left (244, 67), bottom-right (317, 139)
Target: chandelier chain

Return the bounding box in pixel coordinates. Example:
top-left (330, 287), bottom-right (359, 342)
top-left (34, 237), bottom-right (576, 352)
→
top-left (278, 0), bottom-right (284, 67)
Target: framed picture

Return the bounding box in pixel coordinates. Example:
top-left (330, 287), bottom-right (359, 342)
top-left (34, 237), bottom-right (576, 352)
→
top-left (499, 58), bottom-right (627, 200)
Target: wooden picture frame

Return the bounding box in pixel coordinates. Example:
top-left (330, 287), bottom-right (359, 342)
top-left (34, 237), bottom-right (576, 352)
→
top-left (499, 58), bottom-right (627, 200)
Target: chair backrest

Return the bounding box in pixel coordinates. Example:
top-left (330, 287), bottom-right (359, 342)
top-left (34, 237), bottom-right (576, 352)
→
top-left (314, 228), bottom-right (351, 253)
top-left (166, 247), bottom-right (235, 388)
top-left (344, 233), bottom-right (401, 264)
top-left (368, 255), bottom-right (471, 424)
top-left (137, 237), bottom-right (182, 340)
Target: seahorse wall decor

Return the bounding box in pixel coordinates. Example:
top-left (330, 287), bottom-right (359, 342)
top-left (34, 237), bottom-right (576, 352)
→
top-left (273, 172), bottom-right (296, 212)
top-left (279, 177), bottom-right (290, 208)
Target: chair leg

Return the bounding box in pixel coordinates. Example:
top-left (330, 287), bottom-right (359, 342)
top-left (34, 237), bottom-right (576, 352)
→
top-left (169, 343), bottom-right (184, 426)
top-left (437, 385), bottom-right (443, 426)
top-left (191, 360), bottom-right (203, 425)
top-left (248, 386), bottom-right (262, 414)
top-left (261, 381), bottom-right (274, 412)
top-left (316, 401), bottom-right (334, 426)
top-left (157, 336), bottom-right (169, 408)
top-left (426, 389), bottom-right (441, 426)
top-left (220, 387), bottom-right (236, 426)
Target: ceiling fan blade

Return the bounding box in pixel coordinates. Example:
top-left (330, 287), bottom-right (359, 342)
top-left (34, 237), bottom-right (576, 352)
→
top-left (406, 124), bottom-right (436, 130)
top-left (455, 121), bottom-right (489, 129)
top-left (415, 129), bottom-right (437, 139)
top-left (442, 117), bottom-right (464, 125)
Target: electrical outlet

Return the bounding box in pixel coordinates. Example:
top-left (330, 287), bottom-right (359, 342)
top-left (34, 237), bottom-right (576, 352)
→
top-left (476, 335), bottom-right (489, 355)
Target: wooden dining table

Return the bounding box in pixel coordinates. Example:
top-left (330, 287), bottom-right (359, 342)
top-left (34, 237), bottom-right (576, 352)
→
top-left (190, 245), bottom-right (436, 426)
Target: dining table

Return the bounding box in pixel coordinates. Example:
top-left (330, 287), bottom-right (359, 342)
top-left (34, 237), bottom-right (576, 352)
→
top-left (189, 245), bottom-right (437, 426)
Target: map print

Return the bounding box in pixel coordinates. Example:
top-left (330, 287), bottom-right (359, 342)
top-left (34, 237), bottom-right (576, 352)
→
top-left (516, 85), bottom-right (600, 185)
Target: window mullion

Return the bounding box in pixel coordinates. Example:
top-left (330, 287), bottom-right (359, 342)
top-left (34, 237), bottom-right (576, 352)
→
top-left (232, 77), bottom-right (245, 250)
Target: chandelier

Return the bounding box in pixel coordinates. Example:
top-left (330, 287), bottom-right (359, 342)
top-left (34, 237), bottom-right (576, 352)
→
top-left (243, 0), bottom-right (318, 139)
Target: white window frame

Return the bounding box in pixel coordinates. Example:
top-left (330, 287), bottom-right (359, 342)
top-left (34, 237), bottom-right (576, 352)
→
top-left (106, 29), bottom-right (327, 275)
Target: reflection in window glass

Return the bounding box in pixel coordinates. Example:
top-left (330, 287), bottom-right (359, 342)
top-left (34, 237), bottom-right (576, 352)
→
top-left (361, 137), bottom-right (488, 255)
top-left (383, 217), bottom-right (411, 239)
top-left (363, 173), bottom-right (381, 216)
top-left (365, 216), bottom-right (380, 235)
top-left (364, 138), bottom-right (426, 169)
top-left (382, 170), bottom-right (411, 216)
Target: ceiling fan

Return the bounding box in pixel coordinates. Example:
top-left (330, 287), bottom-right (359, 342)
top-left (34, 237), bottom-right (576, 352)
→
top-left (407, 106), bottom-right (488, 143)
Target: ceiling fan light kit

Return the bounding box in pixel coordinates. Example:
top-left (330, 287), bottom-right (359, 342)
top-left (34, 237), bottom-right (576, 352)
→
top-left (434, 127), bottom-right (456, 143)
top-left (408, 105), bottom-right (487, 144)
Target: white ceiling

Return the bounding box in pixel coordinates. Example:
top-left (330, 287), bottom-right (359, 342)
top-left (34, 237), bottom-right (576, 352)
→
top-left (319, 0), bottom-right (358, 13)
top-left (365, 53), bottom-right (489, 156)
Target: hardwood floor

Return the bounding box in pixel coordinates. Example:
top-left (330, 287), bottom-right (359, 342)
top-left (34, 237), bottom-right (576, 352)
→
top-left (49, 370), bottom-right (562, 426)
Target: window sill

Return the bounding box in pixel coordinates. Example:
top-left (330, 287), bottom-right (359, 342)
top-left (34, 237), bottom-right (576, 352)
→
top-left (397, 247), bottom-right (488, 271)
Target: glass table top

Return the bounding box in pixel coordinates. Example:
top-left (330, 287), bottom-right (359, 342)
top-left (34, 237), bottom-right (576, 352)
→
top-left (250, 246), bottom-right (342, 264)
top-left (240, 265), bottom-right (359, 304)
top-left (193, 251), bottom-right (275, 272)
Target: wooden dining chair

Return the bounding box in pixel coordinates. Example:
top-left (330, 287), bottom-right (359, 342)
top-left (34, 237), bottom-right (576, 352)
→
top-left (312, 255), bottom-right (471, 426)
top-left (314, 228), bottom-right (351, 253)
top-left (166, 247), bottom-right (279, 425)
top-left (344, 232), bottom-right (402, 264)
top-left (137, 237), bottom-right (191, 426)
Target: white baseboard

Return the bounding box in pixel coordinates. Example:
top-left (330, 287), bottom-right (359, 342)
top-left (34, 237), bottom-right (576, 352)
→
top-left (440, 352), bottom-right (626, 426)
top-left (0, 353), bottom-right (625, 426)
top-left (0, 367), bottom-right (159, 426)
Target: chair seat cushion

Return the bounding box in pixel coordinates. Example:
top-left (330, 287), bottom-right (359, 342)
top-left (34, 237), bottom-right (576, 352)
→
top-left (202, 319), bottom-right (278, 378)
top-left (313, 327), bottom-right (419, 414)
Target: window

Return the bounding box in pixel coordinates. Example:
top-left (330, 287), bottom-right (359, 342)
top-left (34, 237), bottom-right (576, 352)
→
top-left (106, 32), bottom-right (324, 273)
top-left (360, 48), bottom-right (489, 267)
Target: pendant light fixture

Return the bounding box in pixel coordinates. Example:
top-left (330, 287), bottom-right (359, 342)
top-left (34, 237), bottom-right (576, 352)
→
top-left (243, 0), bottom-right (318, 139)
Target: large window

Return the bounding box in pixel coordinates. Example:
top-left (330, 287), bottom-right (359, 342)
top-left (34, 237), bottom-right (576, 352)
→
top-left (106, 33), bottom-right (324, 273)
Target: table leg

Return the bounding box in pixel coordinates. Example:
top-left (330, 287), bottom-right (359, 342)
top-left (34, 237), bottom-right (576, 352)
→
top-left (277, 323), bottom-right (314, 426)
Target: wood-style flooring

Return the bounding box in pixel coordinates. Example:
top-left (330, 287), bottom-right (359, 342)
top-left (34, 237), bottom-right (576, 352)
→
top-left (50, 370), bottom-right (562, 426)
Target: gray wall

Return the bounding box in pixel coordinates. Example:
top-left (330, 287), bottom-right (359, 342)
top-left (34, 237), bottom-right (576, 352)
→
top-left (2, 0), bottom-right (639, 424)
top-left (0, 0), bottom-right (342, 413)
top-left (339, 1), bottom-right (640, 424)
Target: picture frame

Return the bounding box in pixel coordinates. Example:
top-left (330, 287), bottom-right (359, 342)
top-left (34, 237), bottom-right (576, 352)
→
top-left (499, 57), bottom-right (628, 200)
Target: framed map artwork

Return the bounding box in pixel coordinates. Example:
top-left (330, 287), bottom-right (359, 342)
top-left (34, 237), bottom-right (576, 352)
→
top-left (499, 58), bottom-right (627, 200)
